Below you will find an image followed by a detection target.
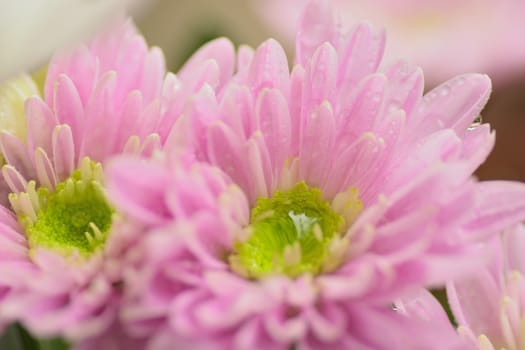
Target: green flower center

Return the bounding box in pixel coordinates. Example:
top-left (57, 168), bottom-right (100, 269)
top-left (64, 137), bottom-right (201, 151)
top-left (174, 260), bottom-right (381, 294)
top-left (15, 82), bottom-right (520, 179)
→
top-left (230, 182), bottom-right (360, 279)
top-left (11, 158), bottom-right (113, 258)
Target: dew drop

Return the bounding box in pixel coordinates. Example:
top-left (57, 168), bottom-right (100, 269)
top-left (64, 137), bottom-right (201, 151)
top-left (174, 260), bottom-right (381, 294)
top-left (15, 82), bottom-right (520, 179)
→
top-left (387, 101), bottom-right (401, 113)
top-left (468, 114), bottom-right (483, 130)
top-left (439, 85), bottom-right (451, 96)
top-left (455, 76), bottom-right (466, 86)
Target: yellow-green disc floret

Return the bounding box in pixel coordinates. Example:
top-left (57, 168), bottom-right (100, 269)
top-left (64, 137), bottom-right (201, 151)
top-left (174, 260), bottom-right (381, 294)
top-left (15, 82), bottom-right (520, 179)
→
top-left (11, 158), bottom-right (114, 258)
top-left (230, 182), bottom-right (346, 279)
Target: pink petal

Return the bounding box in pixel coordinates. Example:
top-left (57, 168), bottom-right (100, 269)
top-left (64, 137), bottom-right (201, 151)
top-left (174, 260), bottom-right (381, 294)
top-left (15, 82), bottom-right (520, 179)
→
top-left (295, 0), bottom-right (335, 66)
top-left (385, 130), bottom-right (462, 194)
top-left (255, 88), bottom-right (291, 177)
top-left (248, 39), bottom-right (290, 97)
top-left (140, 47), bottom-right (166, 104)
top-left (52, 125), bottom-right (75, 181)
top-left (413, 74), bottom-right (491, 137)
top-left (338, 73), bottom-right (387, 142)
top-left (34, 147), bottom-right (57, 190)
top-left (289, 65), bottom-right (305, 156)
top-left (234, 45), bottom-right (255, 84)
top-left (2, 165), bottom-right (27, 193)
top-left (116, 90), bottom-right (143, 149)
top-left (53, 74), bottom-right (85, 148)
top-left (246, 137), bottom-right (270, 200)
top-left (396, 289), bottom-right (451, 324)
top-left (368, 109), bottom-right (405, 190)
top-left (304, 304), bottom-right (346, 342)
top-left (178, 38), bottom-right (235, 91)
top-left (337, 23), bottom-right (386, 88)
top-left (347, 304), bottom-right (472, 350)
top-left (463, 181), bottom-right (525, 241)
top-left (106, 156), bottom-right (172, 226)
top-left (503, 225), bottom-right (525, 274)
top-left (299, 101), bottom-right (335, 188)
top-left (0, 132), bottom-right (34, 179)
top-left (111, 35), bottom-right (147, 106)
top-left (458, 124), bottom-right (495, 175)
top-left (447, 270), bottom-right (503, 342)
top-left (183, 60), bottom-right (221, 95)
top-left (80, 72), bottom-right (117, 161)
top-left (206, 122), bottom-right (252, 196)
top-left (370, 207), bottom-right (435, 260)
top-left (383, 61), bottom-right (424, 119)
top-left (137, 100), bottom-right (161, 140)
top-left (25, 97), bottom-right (58, 157)
top-left (45, 45), bottom-right (96, 108)
top-left (324, 132), bottom-right (385, 199)
top-left (219, 84), bottom-right (255, 139)
top-left (138, 134), bottom-right (161, 157)
top-left (304, 42), bottom-right (338, 109)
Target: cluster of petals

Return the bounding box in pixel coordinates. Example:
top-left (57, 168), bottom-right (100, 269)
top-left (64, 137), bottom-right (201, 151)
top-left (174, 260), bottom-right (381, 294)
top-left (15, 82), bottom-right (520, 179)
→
top-left (0, 20), bottom-right (174, 341)
top-left (101, 1), bottom-right (525, 349)
top-left (0, 13), bottom-right (250, 345)
top-left (448, 224), bottom-right (525, 350)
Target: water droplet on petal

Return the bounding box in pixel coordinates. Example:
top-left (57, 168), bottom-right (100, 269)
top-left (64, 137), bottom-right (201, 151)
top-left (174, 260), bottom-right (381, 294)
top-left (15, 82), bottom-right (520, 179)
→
top-left (468, 114), bottom-right (483, 130)
top-left (439, 85), bottom-right (450, 96)
top-left (455, 76), bottom-right (466, 86)
top-left (387, 101), bottom-right (401, 113)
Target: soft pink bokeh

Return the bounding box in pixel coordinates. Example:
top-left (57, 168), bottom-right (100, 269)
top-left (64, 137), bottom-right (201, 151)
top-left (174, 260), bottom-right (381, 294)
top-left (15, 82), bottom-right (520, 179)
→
top-left (256, 0), bottom-right (525, 86)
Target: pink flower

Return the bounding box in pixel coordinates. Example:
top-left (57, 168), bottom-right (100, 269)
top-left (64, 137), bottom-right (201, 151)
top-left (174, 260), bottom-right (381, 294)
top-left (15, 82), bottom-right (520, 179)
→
top-left (107, 156), bottom-right (474, 350)
top-left (255, 0), bottom-right (525, 85)
top-left (448, 225), bottom-right (525, 350)
top-left (106, 1), bottom-right (525, 348)
top-left (0, 14), bottom-right (243, 344)
top-left (0, 20), bottom-right (176, 342)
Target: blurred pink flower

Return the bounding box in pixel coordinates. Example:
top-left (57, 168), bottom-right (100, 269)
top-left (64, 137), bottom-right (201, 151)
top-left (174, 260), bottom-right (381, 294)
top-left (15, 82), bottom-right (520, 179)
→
top-left (0, 20), bottom-right (171, 342)
top-left (448, 225), bottom-right (525, 350)
top-left (104, 1), bottom-right (525, 348)
top-left (256, 0), bottom-right (525, 85)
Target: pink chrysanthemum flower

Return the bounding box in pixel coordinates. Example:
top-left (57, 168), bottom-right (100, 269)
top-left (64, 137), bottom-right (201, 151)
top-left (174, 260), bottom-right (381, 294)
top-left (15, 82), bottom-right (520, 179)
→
top-left (448, 225), bottom-right (525, 350)
top-left (107, 156), bottom-right (473, 350)
top-left (104, 2), bottom-right (525, 349)
top-left (0, 20), bottom-right (189, 342)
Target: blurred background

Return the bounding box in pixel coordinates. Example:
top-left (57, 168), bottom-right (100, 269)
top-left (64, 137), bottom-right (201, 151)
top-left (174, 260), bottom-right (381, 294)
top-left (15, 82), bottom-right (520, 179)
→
top-left (135, 0), bottom-right (525, 182)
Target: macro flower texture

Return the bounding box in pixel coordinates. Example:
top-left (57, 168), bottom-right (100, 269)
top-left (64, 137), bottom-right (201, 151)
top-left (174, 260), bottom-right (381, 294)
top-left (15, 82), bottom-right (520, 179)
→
top-left (97, 1), bottom-right (525, 350)
top-left (1, 1), bottom-right (525, 350)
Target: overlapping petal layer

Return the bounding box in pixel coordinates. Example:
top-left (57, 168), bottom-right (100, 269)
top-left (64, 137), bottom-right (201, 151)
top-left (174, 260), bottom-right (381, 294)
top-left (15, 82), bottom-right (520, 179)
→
top-left (100, 2), bottom-right (525, 348)
top-left (449, 225), bottom-right (525, 350)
